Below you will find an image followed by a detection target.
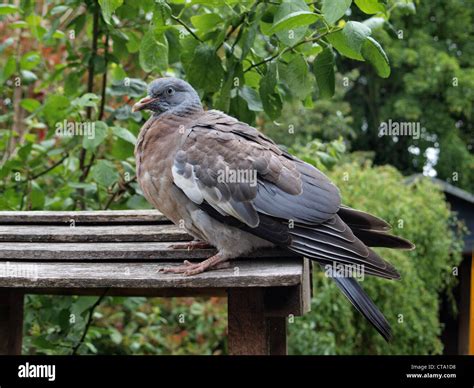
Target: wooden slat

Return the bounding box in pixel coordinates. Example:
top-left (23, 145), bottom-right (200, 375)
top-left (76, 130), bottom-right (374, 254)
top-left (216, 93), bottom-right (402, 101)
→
top-left (15, 287), bottom-right (228, 298)
top-left (0, 210), bottom-right (166, 224)
top-left (0, 224), bottom-right (191, 243)
top-left (0, 259), bottom-right (302, 288)
top-left (0, 242), bottom-right (295, 261)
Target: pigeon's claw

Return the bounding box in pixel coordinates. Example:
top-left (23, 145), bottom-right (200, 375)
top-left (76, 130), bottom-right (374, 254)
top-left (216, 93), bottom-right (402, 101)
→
top-left (158, 254), bottom-right (230, 276)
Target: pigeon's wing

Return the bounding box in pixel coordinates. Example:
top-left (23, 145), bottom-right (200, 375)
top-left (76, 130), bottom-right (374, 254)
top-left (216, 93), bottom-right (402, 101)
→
top-left (172, 110), bottom-right (341, 228)
top-left (172, 110), bottom-right (405, 341)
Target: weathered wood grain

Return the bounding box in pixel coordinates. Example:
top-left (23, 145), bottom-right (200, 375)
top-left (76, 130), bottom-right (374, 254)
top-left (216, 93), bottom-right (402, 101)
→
top-left (0, 210), bottom-right (310, 356)
top-left (0, 259), bottom-right (302, 289)
top-left (266, 317), bottom-right (287, 355)
top-left (18, 287), bottom-right (227, 298)
top-left (0, 210), bottom-right (166, 224)
top-left (228, 288), bottom-right (268, 355)
top-left (0, 224), bottom-right (191, 242)
top-left (0, 241), bottom-right (297, 261)
top-left (0, 289), bottom-right (24, 355)
top-left (228, 288), bottom-right (288, 355)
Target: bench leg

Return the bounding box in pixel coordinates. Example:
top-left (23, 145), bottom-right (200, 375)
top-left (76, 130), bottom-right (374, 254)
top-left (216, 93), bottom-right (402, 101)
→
top-left (0, 289), bottom-right (24, 355)
top-left (228, 288), bottom-right (287, 355)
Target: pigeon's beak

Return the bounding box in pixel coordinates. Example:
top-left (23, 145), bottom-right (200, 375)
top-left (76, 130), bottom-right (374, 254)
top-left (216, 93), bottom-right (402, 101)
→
top-left (132, 96), bottom-right (159, 112)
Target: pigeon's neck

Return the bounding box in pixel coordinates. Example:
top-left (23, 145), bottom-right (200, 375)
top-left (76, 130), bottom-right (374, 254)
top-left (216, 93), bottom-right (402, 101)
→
top-left (154, 97), bottom-right (203, 119)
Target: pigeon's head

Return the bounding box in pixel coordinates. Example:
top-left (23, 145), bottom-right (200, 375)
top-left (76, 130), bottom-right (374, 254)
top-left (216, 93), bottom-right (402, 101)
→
top-left (132, 77), bottom-right (202, 115)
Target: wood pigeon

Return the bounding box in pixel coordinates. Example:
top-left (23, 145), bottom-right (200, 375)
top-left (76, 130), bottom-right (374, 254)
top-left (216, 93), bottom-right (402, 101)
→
top-left (132, 77), bottom-right (415, 341)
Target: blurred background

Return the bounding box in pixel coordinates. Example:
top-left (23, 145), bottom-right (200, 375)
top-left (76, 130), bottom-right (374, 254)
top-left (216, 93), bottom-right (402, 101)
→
top-left (0, 0), bottom-right (472, 355)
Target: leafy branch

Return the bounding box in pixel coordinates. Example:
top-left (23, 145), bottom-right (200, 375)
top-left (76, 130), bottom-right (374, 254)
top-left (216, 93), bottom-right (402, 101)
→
top-left (71, 289), bottom-right (109, 355)
top-left (104, 175), bottom-right (137, 210)
top-left (77, 2), bottom-right (101, 210)
top-left (171, 14), bottom-right (203, 43)
top-left (244, 27), bottom-right (341, 73)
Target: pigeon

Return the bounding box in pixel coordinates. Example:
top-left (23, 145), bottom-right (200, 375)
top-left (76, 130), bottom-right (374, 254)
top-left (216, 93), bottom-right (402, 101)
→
top-left (132, 77), bottom-right (415, 341)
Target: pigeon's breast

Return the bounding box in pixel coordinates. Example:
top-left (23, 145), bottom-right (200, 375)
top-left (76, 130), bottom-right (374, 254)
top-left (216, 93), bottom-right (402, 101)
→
top-left (134, 115), bottom-right (204, 236)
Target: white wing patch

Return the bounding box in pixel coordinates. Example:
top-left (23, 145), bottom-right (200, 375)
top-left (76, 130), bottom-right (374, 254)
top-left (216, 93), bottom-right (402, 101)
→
top-left (171, 164), bottom-right (203, 204)
top-left (172, 162), bottom-right (259, 227)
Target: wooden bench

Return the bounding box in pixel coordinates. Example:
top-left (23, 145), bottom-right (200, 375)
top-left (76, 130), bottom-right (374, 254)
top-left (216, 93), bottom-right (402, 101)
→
top-left (0, 210), bottom-right (311, 355)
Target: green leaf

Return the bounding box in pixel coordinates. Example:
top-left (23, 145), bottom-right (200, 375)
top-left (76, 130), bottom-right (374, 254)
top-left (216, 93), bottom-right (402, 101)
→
top-left (30, 181), bottom-right (45, 209)
top-left (241, 17), bottom-right (259, 59)
top-left (43, 95), bottom-right (70, 125)
top-left (73, 93), bottom-right (99, 109)
top-left (18, 143), bottom-right (32, 161)
top-left (125, 31), bottom-right (140, 53)
top-left (50, 5), bottom-right (69, 16)
top-left (110, 328), bottom-right (123, 345)
top-left (68, 182), bottom-right (97, 191)
top-left (166, 29), bottom-right (181, 64)
top-left (354, 0), bottom-right (385, 14)
top-left (0, 4), bottom-right (18, 15)
top-left (20, 51), bottom-right (41, 70)
top-left (283, 55), bottom-right (313, 100)
top-left (259, 62), bottom-right (282, 120)
top-left (363, 17), bottom-right (385, 30)
top-left (191, 13), bottom-right (222, 31)
top-left (271, 0), bottom-right (315, 45)
top-left (112, 126), bottom-right (137, 145)
top-left (184, 43), bottom-right (224, 93)
top-left (230, 95), bottom-right (255, 125)
top-left (153, 1), bottom-right (171, 26)
top-left (91, 160), bottom-right (119, 187)
top-left (9, 21), bottom-right (28, 29)
top-left (322, 0), bottom-right (352, 24)
top-left (32, 336), bottom-right (55, 350)
top-left (2, 56), bottom-right (16, 81)
top-left (139, 30), bottom-right (168, 72)
top-left (110, 78), bottom-right (147, 97)
top-left (98, 0), bottom-right (124, 24)
top-left (82, 121), bottom-right (108, 151)
top-left (313, 47), bottom-right (335, 99)
top-left (240, 86), bottom-right (263, 111)
top-left (20, 98), bottom-right (41, 112)
top-left (327, 21), bottom-right (371, 60)
top-left (20, 70), bottom-right (38, 84)
top-left (361, 36), bottom-right (390, 78)
top-left (272, 10), bottom-right (319, 33)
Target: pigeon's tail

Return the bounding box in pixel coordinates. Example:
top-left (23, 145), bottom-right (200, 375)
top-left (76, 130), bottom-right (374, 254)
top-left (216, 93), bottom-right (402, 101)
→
top-left (330, 274), bottom-right (392, 341)
top-left (284, 208), bottom-right (413, 341)
top-left (337, 206), bottom-right (415, 250)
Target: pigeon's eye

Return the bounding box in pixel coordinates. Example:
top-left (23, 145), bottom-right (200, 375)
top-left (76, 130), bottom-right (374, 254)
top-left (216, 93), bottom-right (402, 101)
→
top-left (166, 87), bottom-right (175, 96)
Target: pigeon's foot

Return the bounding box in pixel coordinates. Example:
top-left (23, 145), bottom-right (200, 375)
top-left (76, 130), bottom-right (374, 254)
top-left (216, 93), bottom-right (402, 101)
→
top-left (169, 241), bottom-right (213, 251)
top-left (158, 254), bottom-right (230, 276)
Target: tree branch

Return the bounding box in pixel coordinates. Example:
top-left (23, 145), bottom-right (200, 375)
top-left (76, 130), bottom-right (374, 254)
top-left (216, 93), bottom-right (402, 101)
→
top-left (244, 28), bottom-right (340, 73)
top-left (29, 153), bottom-right (70, 181)
top-left (71, 289), bottom-right (109, 355)
top-left (77, 3), bottom-right (100, 210)
top-left (171, 15), bottom-right (203, 43)
top-left (104, 175), bottom-right (137, 210)
top-left (216, 0), bottom-right (260, 52)
top-left (98, 33), bottom-right (109, 121)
